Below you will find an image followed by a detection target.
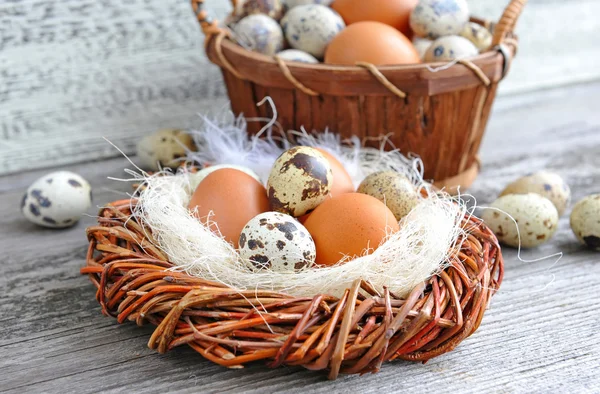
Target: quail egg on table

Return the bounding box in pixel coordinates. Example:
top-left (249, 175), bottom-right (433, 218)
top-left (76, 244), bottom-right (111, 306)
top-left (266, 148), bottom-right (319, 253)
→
top-left (460, 22), bottom-right (492, 52)
top-left (21, 171), bottom-right (92, 228)
top-left (239, 212), bottom-right (316, 271)
top-left (357, 171), bottom-right (420, 221)
top-left (188, 164), bottom-right (261, 193)
top-left (481, 193), bottom-right (559, 249)
top-left (233, 14), bottom-right (284, 55)
top-left (136, 129), bottom-right (195, 171)
top-left (276, 49), bottom-right (319, 63)
top-left (500, 171), bottom-right (571, 216)
top-left (230, 0), bottom-right (284, 22)
top-left (267, 146), bottom-right (333, 217)
top-left (570, 194), bottom-right (600, 250)
top-left (281, 4), bottom-right (345, 58)
top-left (410, 0), bottom-right (469, 39)
top-left (424, 35), bottom-right (478, 62)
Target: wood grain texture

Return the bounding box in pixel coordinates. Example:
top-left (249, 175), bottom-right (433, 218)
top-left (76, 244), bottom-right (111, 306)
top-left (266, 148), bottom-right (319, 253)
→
top-left (0, 0), bottom-right (230, 176)
top-left (1, 82), bottom-right (600, 393)
top-left (225, 76), bottom-right (495, 182)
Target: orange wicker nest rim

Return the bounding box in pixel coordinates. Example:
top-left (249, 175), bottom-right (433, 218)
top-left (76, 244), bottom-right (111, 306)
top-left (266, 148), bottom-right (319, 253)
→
top-left (81, 198), bottom-right (503, 379)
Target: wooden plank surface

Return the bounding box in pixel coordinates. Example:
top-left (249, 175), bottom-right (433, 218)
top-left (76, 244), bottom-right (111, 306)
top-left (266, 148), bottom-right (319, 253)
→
top-left (2, 0), bottom-right (600, 176)
top-left (1, 83), bottom-right (599, 393)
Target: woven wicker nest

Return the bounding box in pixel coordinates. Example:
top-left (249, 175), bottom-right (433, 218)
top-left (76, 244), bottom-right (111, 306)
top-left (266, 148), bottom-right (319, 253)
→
top-left (81, 198), bottom-right (503, 380)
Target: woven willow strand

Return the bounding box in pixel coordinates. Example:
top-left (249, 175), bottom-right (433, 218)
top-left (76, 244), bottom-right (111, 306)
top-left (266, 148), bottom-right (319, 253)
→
top-left (81, 199), bottom-right (504, 379)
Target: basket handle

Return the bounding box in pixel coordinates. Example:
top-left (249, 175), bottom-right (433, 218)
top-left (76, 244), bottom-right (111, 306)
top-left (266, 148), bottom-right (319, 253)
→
top-left (191, 0), bottom-right (229, 36)
top-left (192, 0), bottom-right (249, 80)
top-left (492, 0), bottom-right (528, 46)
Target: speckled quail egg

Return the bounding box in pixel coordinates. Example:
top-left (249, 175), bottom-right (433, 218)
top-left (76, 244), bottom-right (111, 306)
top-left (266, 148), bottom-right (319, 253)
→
top-left (137, 129), bottom-right (195, 171)
top-left (267, 146), bottom-right (333, 217)
top-left (482, 193), bottom-right (559, 248)
top-left (500, 171), bottom-right (570, 217)
top-left (459, 22), bottom-right (492, 52)
top-left (239, 212), bottom-right (316, 272)
top-left (276, 49), bottom-right (319, 63)
top-left (357, 171), bottom-right (420, 221)
top-left (413, 37), bottom-right (433, 60)
top-left (21, 171), bottom-right (92, 228)
top-left (570, 194), bottom-right (600, 250)
top-left (233, 14), bottom-right (284, 55)
top-left (410, 0), bottom-right (469, 39)
top-left (283, 0), bottom-right (333, 9)
top-left (424, 35), bottom-right (478, 62)
top-left (230, 0), bottom-right (284, 23)
top-left (188, 165), bottom-right (261, 193)
top-left (281, 4), bottom-right (345, 58)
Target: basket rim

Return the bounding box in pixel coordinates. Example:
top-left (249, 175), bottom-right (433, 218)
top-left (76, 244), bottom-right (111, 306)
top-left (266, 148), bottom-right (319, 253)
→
top-left (216, 35), bottom-right (505, 72)
top-left (81, 198), bottom-right (504, 379)
top-left (206, 36), bottom-right (514, 96)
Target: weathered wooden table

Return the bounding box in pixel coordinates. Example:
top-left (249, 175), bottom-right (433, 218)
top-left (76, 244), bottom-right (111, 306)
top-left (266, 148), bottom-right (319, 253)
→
top-left (1, 82), bottom-right (599, 393)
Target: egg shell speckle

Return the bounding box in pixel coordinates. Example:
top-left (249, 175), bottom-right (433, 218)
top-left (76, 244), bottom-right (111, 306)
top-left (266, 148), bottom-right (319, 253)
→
top-left (410, 0), bottom-right (469, 39)
top-left (357, 171), bottom-right (420, 221)
top-left (460, 22), bottom-right (492, 52)
top-left (281, 4), bottom-right (345, 58)
top-left (424, 35), bottom-right (478, 62)
top-left (482, 193), bottom-right (559, 248)
top-left (21, 171), bottom-right (92, 228)
top-left (136, 129), bottom-right (195, 171)
top-left (189, 165), bottom-right (261, 193)
top-left (267, 146), bottom-right (333, 217)
top-left (500, 171), bottom-right (571, 216)
top-left (233, 14), bottom-right (284, 55)
top-left (570, 194), bottom-right (600, 250)
top-left (239, 212), bottom-right (316, 272)
top-left (313, 148), bottom-right (355, 196)
top-left (276, 49), bottom-right (319, 63)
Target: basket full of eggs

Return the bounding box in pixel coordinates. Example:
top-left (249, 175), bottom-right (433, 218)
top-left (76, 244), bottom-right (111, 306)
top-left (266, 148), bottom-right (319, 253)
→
top-left (192, 0), bottom-right (527, 190)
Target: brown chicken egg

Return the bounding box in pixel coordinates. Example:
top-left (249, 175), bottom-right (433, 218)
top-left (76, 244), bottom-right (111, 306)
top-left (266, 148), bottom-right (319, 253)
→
top-left (304, 193), bottom-right (400, 266)
top-left (188, 168), bottom-right (270, 247)
top-left (314, 148), bottom-right (355, 196)
top-left (324, 21), bottom-right (421, 66)
top-left (331, 0), bottom-right (418, 37)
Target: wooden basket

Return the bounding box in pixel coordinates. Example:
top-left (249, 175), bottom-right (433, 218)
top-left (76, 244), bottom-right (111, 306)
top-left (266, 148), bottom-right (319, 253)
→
top-left (192, 0), bottom-right (527, 190)
top-left (81, 199), bottom-right (504, 379)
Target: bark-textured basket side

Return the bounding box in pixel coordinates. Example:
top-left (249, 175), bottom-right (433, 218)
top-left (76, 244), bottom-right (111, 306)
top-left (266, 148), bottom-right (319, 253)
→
top-left (222, 73), bottom-right (498, 182)
top-left (82, 199), bottom-right (504, 379)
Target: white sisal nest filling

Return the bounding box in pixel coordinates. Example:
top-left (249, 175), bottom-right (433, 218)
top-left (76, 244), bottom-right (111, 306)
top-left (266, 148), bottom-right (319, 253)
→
top-left (132, 109), bottom-right (467, 298)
